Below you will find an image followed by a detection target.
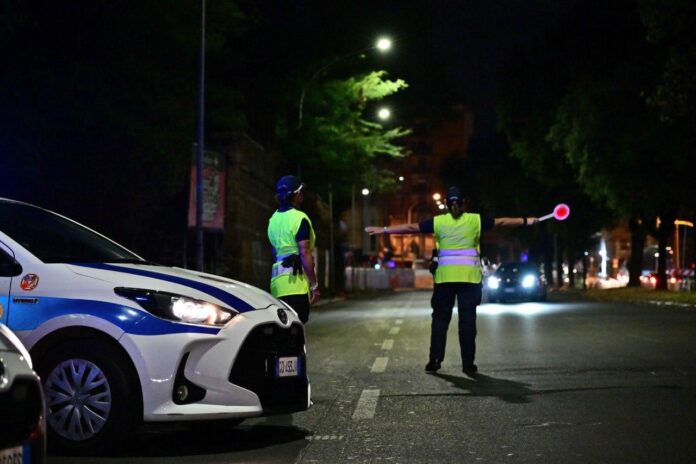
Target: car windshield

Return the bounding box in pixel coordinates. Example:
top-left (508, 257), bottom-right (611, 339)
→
top-left (0, 201), bottom-right (142, 264)
top-left (497, 263), bottom-right (537, 275)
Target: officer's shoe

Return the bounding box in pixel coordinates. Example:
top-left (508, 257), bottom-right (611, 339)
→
top-left (425, 359), bottom-right (441, 373)
top-left (462, 364), bottom-right (478, 376)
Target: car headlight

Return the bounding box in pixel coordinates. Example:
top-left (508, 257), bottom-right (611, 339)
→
top-left (115, 287), bottom-right (237, 326)
top-left (521, 275), bottom-right (536, 288)
top-left (487, 276), bottom-right (500, 289)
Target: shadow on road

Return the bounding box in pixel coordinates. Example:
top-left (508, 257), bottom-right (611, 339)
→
top-left (434, 372), bottom-right (536, 403)
top-left (51, 416), bottom-right (311, 459)
top-left (429, 371), bottom-right (683, 405)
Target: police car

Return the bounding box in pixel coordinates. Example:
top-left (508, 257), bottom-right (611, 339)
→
top-left (0, 198), bottom-right (309, 453)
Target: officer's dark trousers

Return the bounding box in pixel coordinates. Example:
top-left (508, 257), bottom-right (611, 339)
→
top-left (429, 282), bottom-right (482, 367)
top-left (279, 293), bottom-right (311, 323)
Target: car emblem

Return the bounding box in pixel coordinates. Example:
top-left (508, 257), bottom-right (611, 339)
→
top-left (20, 274), bottom-right (40, 291)
top-left (277, 307), bottom-right (288, 324)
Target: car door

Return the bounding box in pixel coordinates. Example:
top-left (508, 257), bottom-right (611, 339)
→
top-left (0, 242), bottom-right (19, 325)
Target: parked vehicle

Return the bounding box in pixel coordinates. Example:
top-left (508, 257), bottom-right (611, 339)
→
top-left (486, 262), bottom-right (547, 303)
top-left (0, 323), bottom-right (46, 464)
top-left (0, 198), bottom-right (310, 454)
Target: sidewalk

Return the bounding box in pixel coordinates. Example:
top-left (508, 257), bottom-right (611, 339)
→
top-left (554, 286), bottom-right (696, 309)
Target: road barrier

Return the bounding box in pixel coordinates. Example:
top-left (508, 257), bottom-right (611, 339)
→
top-left (345, 267), bottom-right (432, 291)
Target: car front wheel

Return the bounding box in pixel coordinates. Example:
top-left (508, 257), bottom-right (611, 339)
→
top-left (37, 339), bottom-right (139, 455)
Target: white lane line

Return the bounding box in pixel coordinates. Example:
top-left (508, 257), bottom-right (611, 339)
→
top-left (389, 326), bottom-right (401, 335)
top-left (371, 356), bottom-right (389, 373)
top-left (381, 339), bottom-right (394, 350)
top-left (352, 389), bottom-right (380, 420)
top-left (395, 319), bottom-right (403, 325)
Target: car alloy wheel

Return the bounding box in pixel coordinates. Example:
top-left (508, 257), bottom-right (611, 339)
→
top-left (44, 358), bottom-right (112, 441)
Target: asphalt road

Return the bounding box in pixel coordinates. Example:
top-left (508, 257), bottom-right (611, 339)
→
top-left (51, 290), bottom-right (696, 463)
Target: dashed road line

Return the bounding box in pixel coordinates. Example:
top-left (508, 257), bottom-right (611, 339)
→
top-left (395, 319), bottom-right (403, 325)
top-left (389, 326), bottom-right (401, 335)
top-left (381, 339), bottom-right (394, 350)
top-left (371, 356), bottom-right (389, 372)
top-left (352, 389), bottom-right (380, 420)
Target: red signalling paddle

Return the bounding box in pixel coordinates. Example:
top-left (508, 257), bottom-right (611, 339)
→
top-left (539, 203), bottom-right (570, 222)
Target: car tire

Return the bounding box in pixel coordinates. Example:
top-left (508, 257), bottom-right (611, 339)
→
top-left (36, 338), bottom-right (140, 455)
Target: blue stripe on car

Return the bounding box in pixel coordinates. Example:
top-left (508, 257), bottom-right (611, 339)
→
top-left (71, 263), bottom-right (255, 313)
top-left (8, 297), bottom-right (220, 335)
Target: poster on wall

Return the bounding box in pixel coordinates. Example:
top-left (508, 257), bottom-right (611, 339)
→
top-left (188, 149), bottom-right (226, 230)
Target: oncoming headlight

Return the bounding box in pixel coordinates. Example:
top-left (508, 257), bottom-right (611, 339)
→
top-left (521, 275), bottom-right (536, 288)
top-left (487, 276), bottom-right (500, 290)
top-left (115, 288), bottom-right (237, 326)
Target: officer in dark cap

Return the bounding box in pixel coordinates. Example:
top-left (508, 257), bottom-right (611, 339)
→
top-left (366, 186), bottom-right (538, 375)
top-left (267, 175), bottom-right (320, 323)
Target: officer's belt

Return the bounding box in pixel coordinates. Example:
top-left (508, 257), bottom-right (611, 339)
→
top-left (271, 265), bottom-right (294, 278)
top-left (438, 248), bottom-right (480, 267)
top-left (271, 253), bottom-right (297, 278)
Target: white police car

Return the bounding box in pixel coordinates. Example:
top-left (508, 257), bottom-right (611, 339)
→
top-left (0, 198), bottom-right (309, 453)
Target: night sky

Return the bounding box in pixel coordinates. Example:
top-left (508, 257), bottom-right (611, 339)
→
top-left (271, 0), bottom-right (583, 134)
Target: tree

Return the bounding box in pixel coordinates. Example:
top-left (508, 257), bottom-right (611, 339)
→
top-left (497, 0), bottom-right (694, 289)
top-left (279, 71), bottom-right (410, 200)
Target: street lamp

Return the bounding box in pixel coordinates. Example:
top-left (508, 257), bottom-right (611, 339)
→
top-left (377, 107), bottom-right (391, 121)
top-left (297, 36), bottom-right (393, 128)
top-left (362, 188), bottom-right (370, 256)
top-left (195, 0), bottom-right (206, 272)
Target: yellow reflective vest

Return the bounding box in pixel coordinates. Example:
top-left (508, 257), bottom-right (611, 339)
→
top-left (267, 208), bottom-right (316, 297)
top-left (433, 212), bottom-right (482, 284)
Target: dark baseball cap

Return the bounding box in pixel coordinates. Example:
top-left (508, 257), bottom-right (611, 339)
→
top-left (275, 175), bottom-right (306, 196)
top-left (445, 186), bottom-right (462, 203)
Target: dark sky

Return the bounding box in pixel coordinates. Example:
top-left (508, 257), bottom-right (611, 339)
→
top-left (267, 0), bottom-right (582, 134)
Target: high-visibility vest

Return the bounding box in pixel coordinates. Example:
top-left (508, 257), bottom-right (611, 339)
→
top-left (433, 212), bottom-right (482, 284)
top-left (267, 208), bottom-right (316, 297)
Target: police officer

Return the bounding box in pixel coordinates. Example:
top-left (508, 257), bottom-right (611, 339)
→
top-left (268, 175), bottom-right (320, 323)
top-left (365, 186), bottom-right (538, 374)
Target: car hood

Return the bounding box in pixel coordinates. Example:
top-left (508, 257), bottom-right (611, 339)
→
top-left (65, 263), bottom-right (278, 313)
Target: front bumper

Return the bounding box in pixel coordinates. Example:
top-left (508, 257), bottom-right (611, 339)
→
top-left (122, 307), bottom-right (310, 422)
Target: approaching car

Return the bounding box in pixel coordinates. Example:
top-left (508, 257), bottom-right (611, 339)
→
top-left (0, 198), bottom-right (309, 454)
top-left (0, 323), bottom-right (46, 464)
top-left (486, 262), bottom-right (547, 303)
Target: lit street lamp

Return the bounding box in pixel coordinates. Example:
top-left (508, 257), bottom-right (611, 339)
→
top-left (297, 36), bottom-right (393, 128)
top-left (377, 107), bottom-right (391, 120)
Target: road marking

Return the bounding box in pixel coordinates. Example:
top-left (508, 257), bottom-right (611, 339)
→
top-left (371, 356), bottom-right (389, 372)
top-left (395, 319), bottom-right (403, 325)
top-left (389, 326), bottom-right (401, 335)
top-left (352, 389), bottom-right (380, 420)
top-left (381, 339), bottom-right (394, 350)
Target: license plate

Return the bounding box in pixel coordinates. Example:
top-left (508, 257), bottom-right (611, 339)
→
top-left (504, 288), bottom-right (515, 293)
top-left (276, 356), bottom-right (300, 377)
top-left (0, 445), bottom-right (23, 464)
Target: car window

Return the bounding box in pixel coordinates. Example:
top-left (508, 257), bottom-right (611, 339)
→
top-left (0, 201), bottom-right (141, 264)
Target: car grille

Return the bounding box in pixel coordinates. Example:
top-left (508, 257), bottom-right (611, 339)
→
top-left (229, 322), bottom-right (308, 414)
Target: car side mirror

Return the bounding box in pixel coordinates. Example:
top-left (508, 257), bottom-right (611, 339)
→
top-left (0, 259), bottom-right (22, 277)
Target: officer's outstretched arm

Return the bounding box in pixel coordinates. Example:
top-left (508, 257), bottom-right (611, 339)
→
top-left (494, 217), bottom-right (539, 227)
top-left (365, 223), bottom-right (420, 235)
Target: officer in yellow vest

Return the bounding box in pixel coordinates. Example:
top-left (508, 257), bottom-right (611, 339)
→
top-left (268, 175), bottom-right (320, 323)
top-left (365, 186), bottom-right (538, 374)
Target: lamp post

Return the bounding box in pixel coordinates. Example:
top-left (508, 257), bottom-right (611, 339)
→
top-left (195, 0), bottom-right (206, 272)
top-left (297, 36), bottom-right (392, 129)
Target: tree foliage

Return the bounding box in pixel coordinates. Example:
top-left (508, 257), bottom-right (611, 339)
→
top-left (280, 71), bottom-right (410, 200)
top-left (497, 0), bottom-right (695, 288)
